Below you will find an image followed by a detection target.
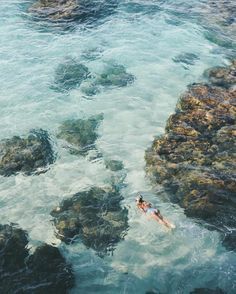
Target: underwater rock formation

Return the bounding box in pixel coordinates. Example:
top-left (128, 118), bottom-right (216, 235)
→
top-left (51, 187), bottom-right (128, 256)
top-left (28, 0), bottom-right (118, 23)
top-left (146, 63), bottom-right (236, 250)
top-left (28, 0), bottom-right (79, 21)
top-left (95, 64), bottom-right (135, 87)
top-left (190, 288), bottom-right (225, 294)
top-left (0, 224), bottom-right (74, 293)
top-left (57, 114), bottom-right (103, 155)
top-left (173, 52), bottom-right (199, 66)
top-left (53, 59), bottom-right (90, 91)
top-left (81, 63), bottom-right (135, 96)
top-left (105, 159), bottom-right (124, 172)
top-left (204, 60), bottom-right (236, 88)
top-left (0, 129), bottom-right (55, 176)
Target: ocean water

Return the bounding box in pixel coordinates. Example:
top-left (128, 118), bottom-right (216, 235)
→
top-left (0, 0), bottom-right (235, 293)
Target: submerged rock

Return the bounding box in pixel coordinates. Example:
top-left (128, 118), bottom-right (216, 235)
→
top-left (0, 129), bottom-right (55, 176)
top-left (51, 187), bottom-right (128, 256)
top-left (54, 59), bottom-right (90, 91)
top-left (0, 224), bottom-right (28, 273)
top-left (0, 224), bottom-right (74, 293)
top-left (105, 159), bottom-right (124, 172)
top-left (81, 63), bottom-right (135, 96)
top-left (173, 52), bottom-right (199, 66)
top-left (204, 60), bottom-right (236, 88)
top-left (146, 78), bottom-right (236, 249)
top-left (190, 288), bottom-right (225, 294)
top-left (95, 63), bottom-right (135, 88)
top-left (57, 114), bottom-right (103, 155)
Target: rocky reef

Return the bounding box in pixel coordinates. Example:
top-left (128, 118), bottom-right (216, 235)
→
top-left (146, 62), bottom-right (236, 250)
top-left (57, 114), bottom-right (103, 155)
top-left (0, 129), bottom-right (55, 176)
top-left (53, 59), bottom-right (90, 92)
top-left (51, 186), bottom-right (129, 256)
top-left (0, 224), bottom-right (74, 293)
top-left (204, 60), bottom-right (236, 88)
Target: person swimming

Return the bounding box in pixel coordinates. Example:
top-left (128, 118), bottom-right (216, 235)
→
top-left (136, 194), bottom-right (175, 229)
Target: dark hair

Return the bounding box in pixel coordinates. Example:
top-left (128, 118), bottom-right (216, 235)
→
top-left (136, 194), bottom-right (144, 203)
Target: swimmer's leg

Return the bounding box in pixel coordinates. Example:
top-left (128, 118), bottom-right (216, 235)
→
top-left (152, 212), bottom-right (175, 229)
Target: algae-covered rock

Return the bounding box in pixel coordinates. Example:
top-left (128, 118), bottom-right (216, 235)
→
top-left (105, 159), bottom-right (124, 171)
top-left (51, 187), bottom-right (128, 255)
top-left (146, 62), bottom-right (236, 250)
top-left (0, 129), bottom-right (55, 176)
top-left (57, 114), bottom-right (103, 155)
top-left (81, 63), bottom-right (135, 95)
top-left (0, 224), bottom-right (74, 294)
top-left (28, 0), bottom-right (79, 21)
top-left (54, 59), bottom-right (90, 91)
top-left (95, 64), bottom-right (135, 88)
top-left (204, 60), bottom-right (236, 88)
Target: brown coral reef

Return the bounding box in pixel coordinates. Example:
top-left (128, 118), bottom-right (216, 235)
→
top-left (146, 61), bottom-right (236, 250)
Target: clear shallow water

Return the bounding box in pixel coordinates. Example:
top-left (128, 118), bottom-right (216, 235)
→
top-left (0, 0), bottom-right (236, 293)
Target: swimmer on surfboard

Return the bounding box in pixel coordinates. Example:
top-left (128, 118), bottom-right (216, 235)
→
top-left (136, 194), bottom-right (175, 229)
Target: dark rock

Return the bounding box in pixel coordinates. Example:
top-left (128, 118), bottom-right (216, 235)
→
top-left (0, 224), bottom-right (74, 294)
top-left (26, 244), bottom-right (75, 293)
top-left (0, 129), bottom-right (55, 176)
top-left (54, 59), bottom-right (90, 91)
top-left (57, 114), bottom-right (103, 155)
top-left (51, 187), bottom-right (129, 256)
top-left (0, 224), bottom-right (29, 273)
top-left (146, 63), bottom-right (236, 250)
top-left (204, 60), bottom-right (236, 88)
top-left (105, 159), bottom-right (124, 171)
top-left (173, 52), bottom-right (199, 66)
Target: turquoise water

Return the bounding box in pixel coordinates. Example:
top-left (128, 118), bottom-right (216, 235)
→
top-left (0, 1), bottom-right (235, 293)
